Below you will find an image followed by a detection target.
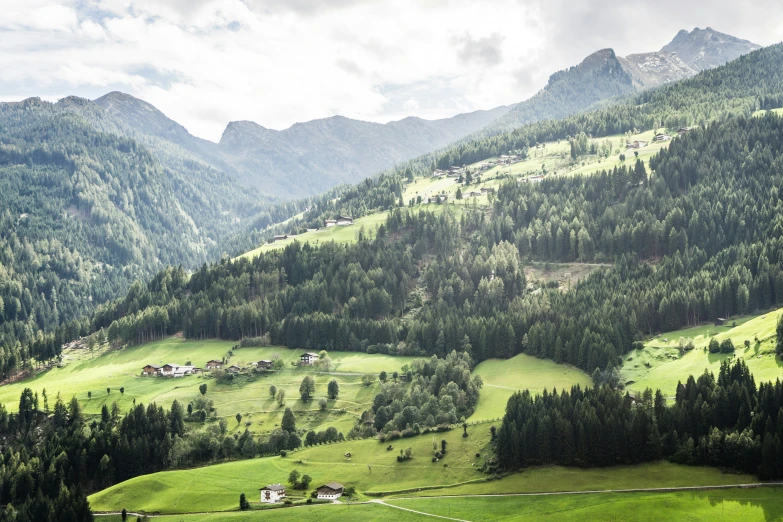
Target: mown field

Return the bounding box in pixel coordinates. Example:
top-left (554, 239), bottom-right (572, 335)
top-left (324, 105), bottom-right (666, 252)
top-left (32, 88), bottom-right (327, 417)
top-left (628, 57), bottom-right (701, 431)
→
top-left (470, 354), bottom-right (592, 422)
top-left (387, 487), bottom-right (783, 521)
top-left (89, 425), bottom-right (493, 513)
top-left (89, 447), bottom-right (763, 516)
top-left (0, 338), bottom-right (415, 437)
top-left (620, 308), bottom-right (783, 396)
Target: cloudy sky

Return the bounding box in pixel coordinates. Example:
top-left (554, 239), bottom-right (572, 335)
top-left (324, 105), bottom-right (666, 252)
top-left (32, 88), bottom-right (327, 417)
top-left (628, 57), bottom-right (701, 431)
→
top-left (1, 0), bottom-right (781, 141)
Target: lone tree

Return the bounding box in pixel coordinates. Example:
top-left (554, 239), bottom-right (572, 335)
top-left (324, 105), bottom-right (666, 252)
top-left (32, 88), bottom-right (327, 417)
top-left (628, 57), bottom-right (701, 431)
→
top-left (239, 493), bottom-right (250, 510)
top-left (269, 385), bottom-right (277, 399)
top-left (327, 379), bottom-right (339, 399)
top-left (87, 391), bottom-right (92, 400)
top-left (276, 389), bottom-right (286, 406)
top-left (318, 398), bottom-right (328, 411)
top-left (121, 508), bottom-right (127, 521)
top-left (236, 413), bottom-right (242, 425)
top-left (119, 387), bottom-right (125, 396)
top-left (300, 474), bottom-right (312, 489)
top-left (441, 440), bottom-right (447, 454)
top-left (379, 371), bottom-right (387, 383)
top-left (282, 407), bottom-right (296, 433)
top-left (288, 469), bottom-right (300, 486)
top-left (299, 376), bottom-right (316, 400)
top-left (199, 383), bottom-right (208, 395)
top-left (106, 387), bottom-right (111, 395)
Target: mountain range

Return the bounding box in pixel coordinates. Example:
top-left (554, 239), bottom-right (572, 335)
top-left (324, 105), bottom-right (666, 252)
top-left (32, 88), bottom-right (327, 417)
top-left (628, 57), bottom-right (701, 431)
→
top-left (81, 27), bottom-right (758, 199)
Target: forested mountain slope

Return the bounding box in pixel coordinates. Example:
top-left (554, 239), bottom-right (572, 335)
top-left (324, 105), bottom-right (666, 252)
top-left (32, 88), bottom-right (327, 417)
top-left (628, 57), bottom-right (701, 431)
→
top-left (0, 97), bottom-right (304, 377)
top-left (95, 112), bottom-right (783, 377)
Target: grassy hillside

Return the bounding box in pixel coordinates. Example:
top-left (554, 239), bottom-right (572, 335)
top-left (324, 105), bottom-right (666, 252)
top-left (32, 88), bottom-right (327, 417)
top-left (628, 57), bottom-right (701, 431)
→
top-left (89, 426), bottom-right (491, 513)
top-left (0, 338), bottom-right (415, 437)
top-left (620, 308), bottom-right (783, 395)
top-left (470, 354), bottom-right (592, 422)
top-left (88, 419), bottom-right (758, 515)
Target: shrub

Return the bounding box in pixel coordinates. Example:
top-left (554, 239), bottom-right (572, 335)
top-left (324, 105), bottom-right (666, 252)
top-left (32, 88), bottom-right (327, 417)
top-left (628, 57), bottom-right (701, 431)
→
top-left (280, 450), bottom-right (287, 457)
top-left (432, 457), bottom-right (438, 463)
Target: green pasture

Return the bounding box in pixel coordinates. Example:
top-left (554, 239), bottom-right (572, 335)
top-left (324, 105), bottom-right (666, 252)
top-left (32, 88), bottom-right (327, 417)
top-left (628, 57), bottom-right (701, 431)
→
top-left (94, 504), bottom-right (424, 521)
top-left (0, 338), bottom-right (415, 437)
top-left (399, 461), bottom-right (756, 498)
top-left (470, 354), bottom-right (592, 422)
top-left (388, 487), bottom-right (783, 521)
top-left (89, 426), bottom-right (492, 513)
top-left (620, 309), bottom-right (783, 395)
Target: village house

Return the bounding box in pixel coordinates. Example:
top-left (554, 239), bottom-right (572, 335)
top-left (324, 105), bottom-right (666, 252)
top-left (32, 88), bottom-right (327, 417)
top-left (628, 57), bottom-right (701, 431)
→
top-left (432, 169), bottom-right (446, 178)
top-left (173, 365), bottom-right (197, 378)
top-left (337, 216), bottom-right (353, 226)
top-left (273, 234), bottom-right (288, 242)
top-left (227, 365), bottom-right (241, 374)
top-left (206, 360), bottom-right (222, 370)
top-left (467, 190), bottom-right (482, 197)
top-left (678, 126), bottom-right (692, 136)
top-left (316, 482), bottom-right (344, 500)
top-left (260, 484), bottom-right (286, 503)
top-left (653, 133), bottom-right (672, 142)
top-left (141, 364), bottom-right (161, 376)
top-left (480, 187), bottom-right (495, 195)
top-left (300, 352), bottom-right (319, 365)
top-left (306, 228), bottom-right (319, 233)
top-left (528, 175), bottom-right (545, 183)
top-left (626, 140), bottom-right (648, 149)
top-left (325, 219), bottom-right (337, 228)
top-left (254, 360), bottom-right (273, 370)
top-left (428, 194), bottom-right (448, 203)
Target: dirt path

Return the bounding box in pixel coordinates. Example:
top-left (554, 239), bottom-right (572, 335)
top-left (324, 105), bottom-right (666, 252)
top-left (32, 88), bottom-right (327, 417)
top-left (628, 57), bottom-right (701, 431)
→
top-left (370, 499), bottom-right (471, 521)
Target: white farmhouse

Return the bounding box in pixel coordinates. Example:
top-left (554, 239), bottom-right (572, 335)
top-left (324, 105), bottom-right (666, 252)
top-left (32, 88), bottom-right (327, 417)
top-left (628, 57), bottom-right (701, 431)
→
top-left (259, 484), bottom-right (286, 503)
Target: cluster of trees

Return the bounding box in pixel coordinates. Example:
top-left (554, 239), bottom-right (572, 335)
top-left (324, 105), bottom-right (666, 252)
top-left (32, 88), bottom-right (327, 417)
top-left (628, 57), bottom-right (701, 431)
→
top-left (496, 360), bottom-right (783, 479)
top-left (351, 351), bottom-right (483, 438)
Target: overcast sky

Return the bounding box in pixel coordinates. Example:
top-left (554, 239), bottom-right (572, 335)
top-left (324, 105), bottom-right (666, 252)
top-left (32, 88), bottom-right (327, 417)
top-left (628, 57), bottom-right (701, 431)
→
top-left (1, 0), bottom-right (781, 142)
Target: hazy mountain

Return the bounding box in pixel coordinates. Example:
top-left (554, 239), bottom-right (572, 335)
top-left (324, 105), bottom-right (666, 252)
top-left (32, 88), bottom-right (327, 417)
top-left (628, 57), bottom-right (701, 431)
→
top-left (662, 27), bottom-right (761, 70)
top-left (619, 27), bottom-right (760, 88)
top-left (486, 48), bottom-right (635, 132)
top-left (218, 106), bottom-right (510, 196)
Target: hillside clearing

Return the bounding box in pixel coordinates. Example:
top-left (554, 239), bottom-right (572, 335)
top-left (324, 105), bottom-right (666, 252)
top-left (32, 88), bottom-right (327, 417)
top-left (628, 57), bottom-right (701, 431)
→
top-left (620, 309), bottom-right (783, 395)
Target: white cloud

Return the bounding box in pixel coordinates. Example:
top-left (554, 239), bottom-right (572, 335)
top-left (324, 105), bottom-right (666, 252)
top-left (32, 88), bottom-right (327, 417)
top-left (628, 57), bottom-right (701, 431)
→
top-left (0, 0), bottom-right (779, 141)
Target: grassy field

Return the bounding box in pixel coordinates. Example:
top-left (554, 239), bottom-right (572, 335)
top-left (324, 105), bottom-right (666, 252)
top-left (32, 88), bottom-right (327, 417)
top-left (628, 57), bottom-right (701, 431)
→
top-left (397, 461), bottom-right (756, 498)
top-left (89, 426), bottom-right (493, 513)
top-left (387, 487), bottom-right (783, 521)
top-left (94, 504), bottom-right (425, 521)
top-left (470, 353), bottom-right (592, 422)
top-left (620, 308), bottom-right (783, 395)
top-left (89, 446), bottom-right (762, 516)
top-left (0, 338), bottom-right (416, 437)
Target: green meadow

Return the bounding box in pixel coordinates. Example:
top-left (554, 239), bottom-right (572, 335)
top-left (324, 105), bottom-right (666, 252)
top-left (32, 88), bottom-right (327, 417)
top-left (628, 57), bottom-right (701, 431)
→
top-left (94, 486), bottom-right (783, 521)
top-left (620, 308), bottom-right (783, 395)
top-left (89, 425), bottom-right (492, 513)
top-left (470, 354), bottom-right (592, 422)
top-left (387, 487), bottom-right (783, 521)
top-left (0, 338), bottom-right (415, 437)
